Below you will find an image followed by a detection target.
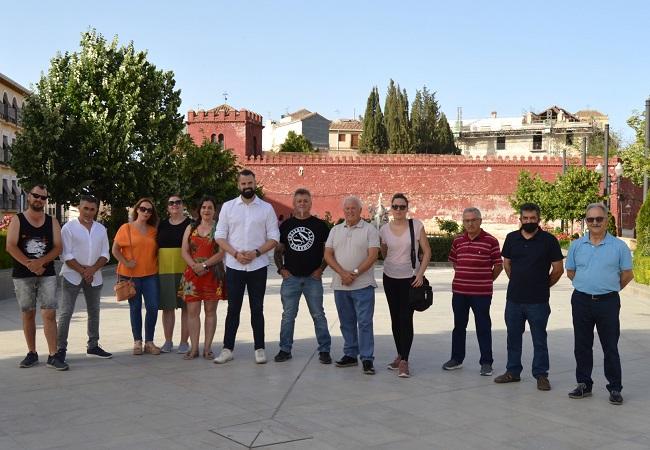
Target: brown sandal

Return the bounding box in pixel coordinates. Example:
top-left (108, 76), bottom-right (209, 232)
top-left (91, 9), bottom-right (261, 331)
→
top-left (183, 350), bottom-right (199, 360)
top-left (203, 350), bottom-right (215, 360)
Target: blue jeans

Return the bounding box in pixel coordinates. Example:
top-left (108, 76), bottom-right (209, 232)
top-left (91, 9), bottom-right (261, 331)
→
top-left (223, 266), bottom-right (267, 350)
top-left (279, 275), bottom-right (331, 353)
top-left (127, 275), bottom-right (159, 342)
top-left (451, 293), bottom-right (493, 365)
top-left (572, 290), bottom-right (622, 392)
top-left (334, 286), bottom-right (375, 361)
top-left (505, 300), bottom-right (550, 378)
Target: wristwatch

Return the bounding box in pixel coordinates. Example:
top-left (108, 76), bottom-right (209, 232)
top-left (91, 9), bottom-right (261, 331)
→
top-left (353, 268), bottom-right (359, 275)
top-left (255, 249), bottom-right (262, 257)
top-left (202, 263), bottom-right (208, 270)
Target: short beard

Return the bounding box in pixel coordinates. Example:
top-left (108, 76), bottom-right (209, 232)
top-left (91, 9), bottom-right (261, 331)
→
top-left (28, 202), bottom-right (44, 212)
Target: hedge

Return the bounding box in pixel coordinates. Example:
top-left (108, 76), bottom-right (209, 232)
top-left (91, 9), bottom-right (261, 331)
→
top-left (427, 235), bottom-right (454, 262)
top-left (0, 233), bottom-right (12, 269)
top-left (633, 195), bottom-right (650, 285)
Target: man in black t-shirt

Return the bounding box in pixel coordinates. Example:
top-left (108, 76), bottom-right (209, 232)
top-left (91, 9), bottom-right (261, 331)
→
top-left (494, 203), bottom-right (564, 391)
top-left (273, 188), bottom-right (332, 364)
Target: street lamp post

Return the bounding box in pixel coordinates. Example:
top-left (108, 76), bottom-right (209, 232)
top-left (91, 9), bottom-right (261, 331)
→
top-left (615, 162), bottom-right (624, 236)
top-left (595, 161), bottom-right (624, 235)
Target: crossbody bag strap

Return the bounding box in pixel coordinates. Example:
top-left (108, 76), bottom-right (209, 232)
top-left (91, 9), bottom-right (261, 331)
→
top-left (408, 218), bottom-right (416, 275)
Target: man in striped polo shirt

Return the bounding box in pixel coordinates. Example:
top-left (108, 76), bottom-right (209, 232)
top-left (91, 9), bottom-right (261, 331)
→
top-left (443, 207), bottom-right (503, 376)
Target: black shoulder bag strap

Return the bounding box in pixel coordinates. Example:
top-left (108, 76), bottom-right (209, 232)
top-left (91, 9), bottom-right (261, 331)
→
top-left (409, 218), bottom-right (416, 276)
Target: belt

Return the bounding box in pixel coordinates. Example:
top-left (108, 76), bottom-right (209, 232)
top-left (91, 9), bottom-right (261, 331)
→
top-left (575, 290), bottom-right (618, 301)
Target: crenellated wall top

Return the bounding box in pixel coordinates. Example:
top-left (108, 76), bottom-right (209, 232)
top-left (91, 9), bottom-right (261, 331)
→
top-left (186, 108), bottom-right (263, 124)
top-left (243, 152), bottom-right (610, 167)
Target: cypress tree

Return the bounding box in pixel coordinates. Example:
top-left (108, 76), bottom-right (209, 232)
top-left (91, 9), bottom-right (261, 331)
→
top-left (360, 86), bottom-right (387, 153)
top-left (436, 113), bottom-right (459, 154)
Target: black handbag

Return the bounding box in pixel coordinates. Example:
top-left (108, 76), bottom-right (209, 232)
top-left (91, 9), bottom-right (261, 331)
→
top-left (408, 219), bottom-right (433, 312)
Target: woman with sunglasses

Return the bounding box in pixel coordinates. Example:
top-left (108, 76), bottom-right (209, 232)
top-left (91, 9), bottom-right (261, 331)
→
top-left (157, 195), bottom-right (192, 354)
top-left (379, 193), bottom-right (431, 378)
top-left (178, 195), bottom-right (226, 360)
top-left (112, 198), bottom-right (162, 355)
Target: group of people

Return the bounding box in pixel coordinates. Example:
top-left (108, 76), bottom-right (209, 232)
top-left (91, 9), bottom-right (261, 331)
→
top-left (6, 170), bottom-right (634, 405)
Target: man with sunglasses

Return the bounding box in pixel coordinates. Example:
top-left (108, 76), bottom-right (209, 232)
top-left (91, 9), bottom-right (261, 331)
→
top-left (566, 203), bottom-right (634, 405)
top-left (5, 184), bottom-right (66, 370)
top-left (57, 195), bottom-right (112, 365)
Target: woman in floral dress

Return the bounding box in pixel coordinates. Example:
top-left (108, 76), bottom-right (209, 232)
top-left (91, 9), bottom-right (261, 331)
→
top-left (179, 195), bottom-right (226, 359)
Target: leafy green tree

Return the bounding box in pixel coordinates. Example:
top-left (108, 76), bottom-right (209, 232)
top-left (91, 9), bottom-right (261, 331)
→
top-left (619, 111), bottom-right (650, 185)
top-left (360, 86), bottom-right (388, 153)
top-left (509, 171), bottom-right (555, 221)
top-left (11, 29), bottom-right (184, 214)
top-left (576, 127), bottom-right (621, 157)
top-left (552, 167), bottom-right (605, 225)
top-left (175, 135), bottom-right (240, 212)
top-left (278, 131), bottom-right (313, 153)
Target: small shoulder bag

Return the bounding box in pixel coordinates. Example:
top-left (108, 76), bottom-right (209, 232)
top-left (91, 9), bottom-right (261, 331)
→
top-left (408, 219), bottom-right (433, 312)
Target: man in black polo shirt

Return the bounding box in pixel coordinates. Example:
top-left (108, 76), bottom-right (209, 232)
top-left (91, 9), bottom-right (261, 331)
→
top-left (494, 203), bottom-right (564, 390)
top-left (273, 188), bottom-right (332, 364)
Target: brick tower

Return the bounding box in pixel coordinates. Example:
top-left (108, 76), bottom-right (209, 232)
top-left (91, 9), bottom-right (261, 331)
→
top-left (186, 104), bottom-right (263, 160)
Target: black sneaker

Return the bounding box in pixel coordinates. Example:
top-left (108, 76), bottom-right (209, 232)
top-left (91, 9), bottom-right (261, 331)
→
top-left (87, 346), bottom-right (113, 359)
top-left (335, 355), bottom-right (358, 367)
top-left (609, 391), bottom-right (623, 405)
top-left (19, 351), bottom-right (39, 368)
top-left (46, 354), bottom-right (69, 371)
top-left (318, 352), bottom-right (332, 364)
top-left (568, 383), bottom-right (592, 399)
top-left (362, 360), bottom-right (375, 375)
top-left (274, 350), bottom-right (292, 362)
top-left (442, 359), bottom-right (463, 371)
top-left (480, 363), bottom-right (493, 376)
top-left (56, 348), bottom-right (67, 363)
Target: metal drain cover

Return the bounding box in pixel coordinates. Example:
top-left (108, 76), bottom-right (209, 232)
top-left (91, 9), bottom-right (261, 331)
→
top-left (211, 419), bottom-right (312, 448)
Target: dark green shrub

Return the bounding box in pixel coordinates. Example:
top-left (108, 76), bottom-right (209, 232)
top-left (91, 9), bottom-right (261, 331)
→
top-left (428, 235), bottom-right (455, 262)
top-left (0, 233), bottom-right (13, 270)
top-left (634, 196), bottom-right (650, 285)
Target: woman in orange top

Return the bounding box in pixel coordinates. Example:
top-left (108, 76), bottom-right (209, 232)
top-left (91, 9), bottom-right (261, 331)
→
top-left (112, 198), bottom-right (161, 356)
top-left (179, 196), bottom-right (226, 359)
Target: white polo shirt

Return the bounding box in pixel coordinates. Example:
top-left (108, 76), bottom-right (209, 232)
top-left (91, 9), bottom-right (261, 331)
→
top-left (215, 195), bottom-right (280, 271)
top-left (60, 219), bottom-right (110, 286)
top-left (325, 219), bottom-right (380, 291)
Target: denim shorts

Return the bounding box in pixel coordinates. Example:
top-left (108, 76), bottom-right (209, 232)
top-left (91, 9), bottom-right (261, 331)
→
top-left (13, 276), bottom-right (58, 312)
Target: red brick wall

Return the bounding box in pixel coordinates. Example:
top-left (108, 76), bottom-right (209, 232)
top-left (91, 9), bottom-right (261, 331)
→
top-left (243, 154), bottom-right (633, 230)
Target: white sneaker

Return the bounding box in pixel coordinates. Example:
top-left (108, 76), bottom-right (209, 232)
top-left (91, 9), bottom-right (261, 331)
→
top-left (213, 348), bottom-right (233, 364)
top-left (255, 349), bottom-right (267, 364)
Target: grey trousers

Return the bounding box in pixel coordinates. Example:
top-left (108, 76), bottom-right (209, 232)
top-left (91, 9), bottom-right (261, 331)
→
top-left (57, 278), bottom-right (103, 350)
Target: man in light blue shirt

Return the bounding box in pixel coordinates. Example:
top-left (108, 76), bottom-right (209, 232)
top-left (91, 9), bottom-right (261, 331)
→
top-left (565, 203), bottom-right (634, 405)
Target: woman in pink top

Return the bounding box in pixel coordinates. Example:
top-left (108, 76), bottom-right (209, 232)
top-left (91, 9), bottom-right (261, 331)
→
top-left (379, 193), bottom-right (431, 378)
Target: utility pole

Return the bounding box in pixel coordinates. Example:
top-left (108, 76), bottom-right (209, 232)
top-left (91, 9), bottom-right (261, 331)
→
top-left (581, 137), bottom-right (587, 166)
top-left (604, 124), bottom-right (610, 207)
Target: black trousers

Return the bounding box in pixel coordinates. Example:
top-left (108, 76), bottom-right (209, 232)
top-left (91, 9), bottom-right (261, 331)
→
top-left (571, 290), bottom-right (622, 392)
top-left (223, 266), bottom-right (267, 350)
top-left (383, 274), bottom-right (415, 360)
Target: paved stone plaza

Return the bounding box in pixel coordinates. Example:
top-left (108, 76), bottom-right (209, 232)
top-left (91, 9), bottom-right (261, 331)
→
top-left (0, 267), bottom-right (648, 449)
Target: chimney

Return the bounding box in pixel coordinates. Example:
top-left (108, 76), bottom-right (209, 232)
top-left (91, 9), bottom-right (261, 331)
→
top-left (491, 111), bottom-right (497, 119)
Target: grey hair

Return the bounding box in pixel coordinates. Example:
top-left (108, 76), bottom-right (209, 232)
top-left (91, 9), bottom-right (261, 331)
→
top-left (343, 195), bottom-right (363, 209)
top-left (462, 207), bottom-right (482, 219)
top-left (586, 203), bottom-right (608, 216)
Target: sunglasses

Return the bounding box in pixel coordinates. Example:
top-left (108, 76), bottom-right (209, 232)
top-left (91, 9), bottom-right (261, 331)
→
top-left (391, 204), bottom-right (407, 211)
top-left (585, 216), bottom-right (605, 224)
top-left (30, 192), bottom-right (48, 200)
top-left (168, 200), bottom-right (182, 206)
top-left (138, 206), bottom-right (154, 214)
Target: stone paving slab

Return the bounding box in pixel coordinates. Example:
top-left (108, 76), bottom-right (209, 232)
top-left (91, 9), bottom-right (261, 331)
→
top-left (0, 267), bottom-right (648, 449)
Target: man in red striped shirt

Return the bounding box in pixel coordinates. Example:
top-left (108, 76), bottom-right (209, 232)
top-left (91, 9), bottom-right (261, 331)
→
top-left (443, 207), bottom-right (503, 376)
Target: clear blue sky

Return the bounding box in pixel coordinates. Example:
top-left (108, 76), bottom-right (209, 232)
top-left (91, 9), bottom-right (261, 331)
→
top-left (3, 0), bottom-right (649, 142)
